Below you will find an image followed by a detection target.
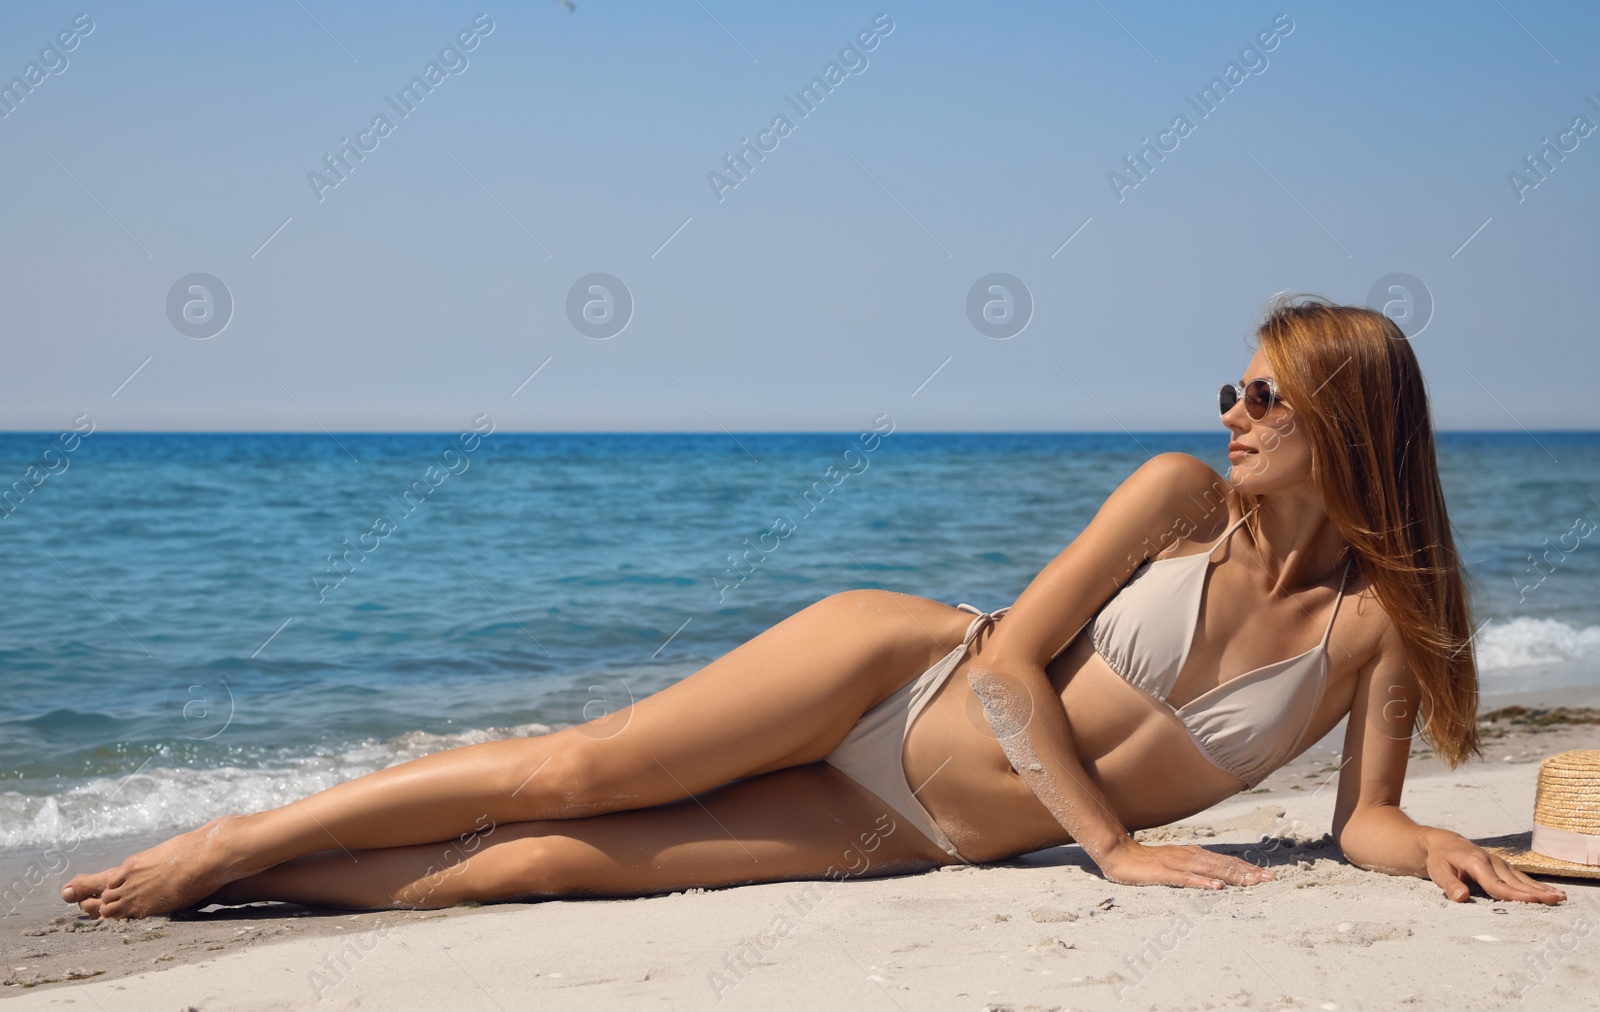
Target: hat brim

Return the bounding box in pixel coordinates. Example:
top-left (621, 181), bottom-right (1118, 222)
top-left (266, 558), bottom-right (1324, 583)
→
top-left (1479, 832), bottom-right (1600, 882)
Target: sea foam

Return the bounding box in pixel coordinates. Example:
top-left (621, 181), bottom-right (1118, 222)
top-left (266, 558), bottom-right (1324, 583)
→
top-left (1475, 616), bottom-right (1600, 673)
top-left (0, 721), bottom-right (554, 851)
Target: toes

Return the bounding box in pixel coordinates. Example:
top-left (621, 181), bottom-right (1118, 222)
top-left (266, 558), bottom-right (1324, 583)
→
top-left (79, 897), bottom-right (102, 917)
top-left (97, 886), bottom-right (154, 921)
top-left (61, 869), bottom-right (113, 903)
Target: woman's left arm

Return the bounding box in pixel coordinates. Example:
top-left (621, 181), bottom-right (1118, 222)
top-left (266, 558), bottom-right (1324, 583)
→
top-left (1331, 622), bottom-right (1567, 905)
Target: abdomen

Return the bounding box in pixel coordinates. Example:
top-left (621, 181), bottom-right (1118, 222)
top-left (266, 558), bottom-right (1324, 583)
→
top-left (904, 626), bottom-right (1245, 863)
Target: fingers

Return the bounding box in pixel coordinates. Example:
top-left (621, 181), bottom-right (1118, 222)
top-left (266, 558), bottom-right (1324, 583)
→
top-left (1139, 864), bottom-right (1222, 890)
top-left (1182, 847), bottom-right (1274, 886)
top-left (1492, 855), bottom-right (1566, 901)
top-left (1504, 866), bottom-right (1567, 903)
top-left (1102, 843), bottom-right (1276, 890)
top-left (1224, 865), bottom-right (1272, 886)
top-left (1105, 860), bottom-right (1223, 890)
top-left (1178, 873), bottom-right (1226, 890)
top-left (1222, 858), bottom-right (1274, 885)
top-left (1430, 850), bottom-right (1568, 905)
top-left (1171, 847), bottom-right (1271, 888)
top-left (1428, 859), bottom-right (1471, 902)
top-left (1472, 854), bottom-right (1567, 905)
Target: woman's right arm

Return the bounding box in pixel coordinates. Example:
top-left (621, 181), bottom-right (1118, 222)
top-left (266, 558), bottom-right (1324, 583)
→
top-left (970, 452), bottom-right (1273, 889)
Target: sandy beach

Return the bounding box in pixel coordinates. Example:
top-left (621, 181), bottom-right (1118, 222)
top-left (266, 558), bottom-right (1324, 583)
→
top-left (2, 688), bottom-right (1597, 1011)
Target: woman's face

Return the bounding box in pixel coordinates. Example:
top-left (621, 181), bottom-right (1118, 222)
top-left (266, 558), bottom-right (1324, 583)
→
top-left (1222, 348), bottom-right (1313, 495)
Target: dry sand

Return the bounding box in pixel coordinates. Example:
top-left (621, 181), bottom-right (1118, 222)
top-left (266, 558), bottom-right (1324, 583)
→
top-left (3, 688), bottom-right (1598, 1011)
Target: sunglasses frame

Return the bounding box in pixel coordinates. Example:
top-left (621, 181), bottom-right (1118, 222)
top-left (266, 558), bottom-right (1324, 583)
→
top-left (1218, 377), bottom-right (1286, 420)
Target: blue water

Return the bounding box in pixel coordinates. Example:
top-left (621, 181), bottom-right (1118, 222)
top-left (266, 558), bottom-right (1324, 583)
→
top-left (1, 430), bottom-right (1597, 851)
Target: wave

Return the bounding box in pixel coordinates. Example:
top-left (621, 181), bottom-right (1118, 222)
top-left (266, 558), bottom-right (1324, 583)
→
top-left (1475, 616), bottom-right (1600, 672)
top-left (0, 721), bottom-right (555, 852)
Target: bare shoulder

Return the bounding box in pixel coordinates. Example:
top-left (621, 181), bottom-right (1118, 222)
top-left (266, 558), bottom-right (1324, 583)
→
top-left (981, 452), bottom-right (1233, 666)
top-left (1111, 452), bottom-right (1234, 554)
top-left (1362, 591), bottom-right (1411, 677)
top-left (1116, 452), bottom-right (1227, 511)
top-left (1125, 451), bottom-right (1222, 488)
top-left (1062, 451), bottom-right (1235, 576)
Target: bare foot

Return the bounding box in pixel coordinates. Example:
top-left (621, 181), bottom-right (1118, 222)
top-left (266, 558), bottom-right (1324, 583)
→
top-left (59, 867), bottom-right (114, 905)
top-left (64, 815), bottom-right (244, 920)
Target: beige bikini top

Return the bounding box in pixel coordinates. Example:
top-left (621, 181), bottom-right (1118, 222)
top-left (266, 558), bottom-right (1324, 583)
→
top-left (1084, 508), bottom-right (1352, 788)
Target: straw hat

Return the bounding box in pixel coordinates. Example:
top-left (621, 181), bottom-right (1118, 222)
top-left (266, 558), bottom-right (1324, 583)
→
top-left (1483, 750), bottom-right (1600, 881)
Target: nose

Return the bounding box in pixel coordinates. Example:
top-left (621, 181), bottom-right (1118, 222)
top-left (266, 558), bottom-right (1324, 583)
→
top-left (1220, 393), bottom-right (1252, 432)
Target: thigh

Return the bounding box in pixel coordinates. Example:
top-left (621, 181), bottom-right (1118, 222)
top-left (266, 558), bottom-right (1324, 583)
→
top-left (564, 590), bottom-right (966, 814)
top-left (470, 763), bottom-right (955, 904)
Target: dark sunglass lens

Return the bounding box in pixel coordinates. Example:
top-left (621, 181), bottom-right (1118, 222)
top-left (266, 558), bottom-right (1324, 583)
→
top-left (1218, 384), bottom-right (1237, 415)
top-left (1245, 379), bottom-right (1273, 419)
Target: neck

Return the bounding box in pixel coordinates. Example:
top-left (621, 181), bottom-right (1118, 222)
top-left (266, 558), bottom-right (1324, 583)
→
top-left (1242, 491), bottom-right (1350, 597)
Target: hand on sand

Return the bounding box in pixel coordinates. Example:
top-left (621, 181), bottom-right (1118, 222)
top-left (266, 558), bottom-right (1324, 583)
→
top-left (1096, 837), bottom-right (1274, 890)
top-left (60, 815), bottom-right (239, 919)
top-left (1423, 831), bottom-right (1567, 905)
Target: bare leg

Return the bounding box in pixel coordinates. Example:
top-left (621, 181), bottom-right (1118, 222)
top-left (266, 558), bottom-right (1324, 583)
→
top-left (185, 764), bottom-right (950, 915)
top-left (67, 590), bottom-right (966, 918)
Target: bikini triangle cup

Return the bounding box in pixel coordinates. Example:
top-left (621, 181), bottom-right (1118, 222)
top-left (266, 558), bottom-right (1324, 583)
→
top-left (1086, 508), bottom-right (1353, 786)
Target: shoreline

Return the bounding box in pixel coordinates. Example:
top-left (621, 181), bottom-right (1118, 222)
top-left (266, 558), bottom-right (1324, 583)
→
top-left (3, 686), bottom-right (1598, 1008)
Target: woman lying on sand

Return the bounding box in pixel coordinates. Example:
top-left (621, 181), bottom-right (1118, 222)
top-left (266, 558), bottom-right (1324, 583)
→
top-left (63, 294), bottom-right (1566, 919)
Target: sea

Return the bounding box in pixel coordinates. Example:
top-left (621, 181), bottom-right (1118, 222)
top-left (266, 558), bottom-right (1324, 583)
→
top-left (1, 431), bottom-right (1596, 857)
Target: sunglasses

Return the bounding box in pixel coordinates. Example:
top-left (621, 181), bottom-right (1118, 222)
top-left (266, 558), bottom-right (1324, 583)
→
top-left (1218, 377), bottom-right (1286, 419)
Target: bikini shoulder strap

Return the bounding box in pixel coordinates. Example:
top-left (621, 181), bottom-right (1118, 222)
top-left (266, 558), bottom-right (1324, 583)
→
top-left (1205, 506), bottom-right (1259, 560)
top-left (1319, 556), bottom-right (1354, 647)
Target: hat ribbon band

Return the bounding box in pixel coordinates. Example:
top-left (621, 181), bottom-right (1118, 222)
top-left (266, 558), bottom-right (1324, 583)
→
top-left (1531, 822), bottom-right (1600, 866)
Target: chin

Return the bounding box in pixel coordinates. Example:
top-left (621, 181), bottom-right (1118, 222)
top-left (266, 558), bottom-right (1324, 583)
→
top-left (1227, 465), bottom-right (1271, 493)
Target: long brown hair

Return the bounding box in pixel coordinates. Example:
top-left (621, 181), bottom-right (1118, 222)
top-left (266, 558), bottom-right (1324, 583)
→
top-left (1237, 293), bottom-right (1480, 766)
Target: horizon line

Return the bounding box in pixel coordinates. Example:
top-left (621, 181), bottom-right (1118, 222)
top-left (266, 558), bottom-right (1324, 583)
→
top-left (2, 428), bottom-right (1596, 436)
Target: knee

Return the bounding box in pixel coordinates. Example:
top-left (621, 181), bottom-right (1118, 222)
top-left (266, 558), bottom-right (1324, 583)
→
top-left (390, 871), bottom-right (454, 910)
top-left (385, 835), bottom-right (557, 909)
top-left (502, 738), bottom-right (608, 819)
top-left (815, 588), bottom-right (933, 658)
top-left (460, 836), bottom-right (571, 904)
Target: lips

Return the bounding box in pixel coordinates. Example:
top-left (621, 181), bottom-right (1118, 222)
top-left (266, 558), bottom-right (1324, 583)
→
top-left (1228, 442), bottom-right (1256, 455)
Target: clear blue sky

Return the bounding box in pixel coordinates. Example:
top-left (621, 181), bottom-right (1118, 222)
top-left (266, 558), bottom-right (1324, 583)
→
top-left (1, 1), bottom-right (1596, 431)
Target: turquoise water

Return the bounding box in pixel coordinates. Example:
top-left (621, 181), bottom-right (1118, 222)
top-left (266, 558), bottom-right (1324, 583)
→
top-left (1, 430), bottom-right (1597, 851)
